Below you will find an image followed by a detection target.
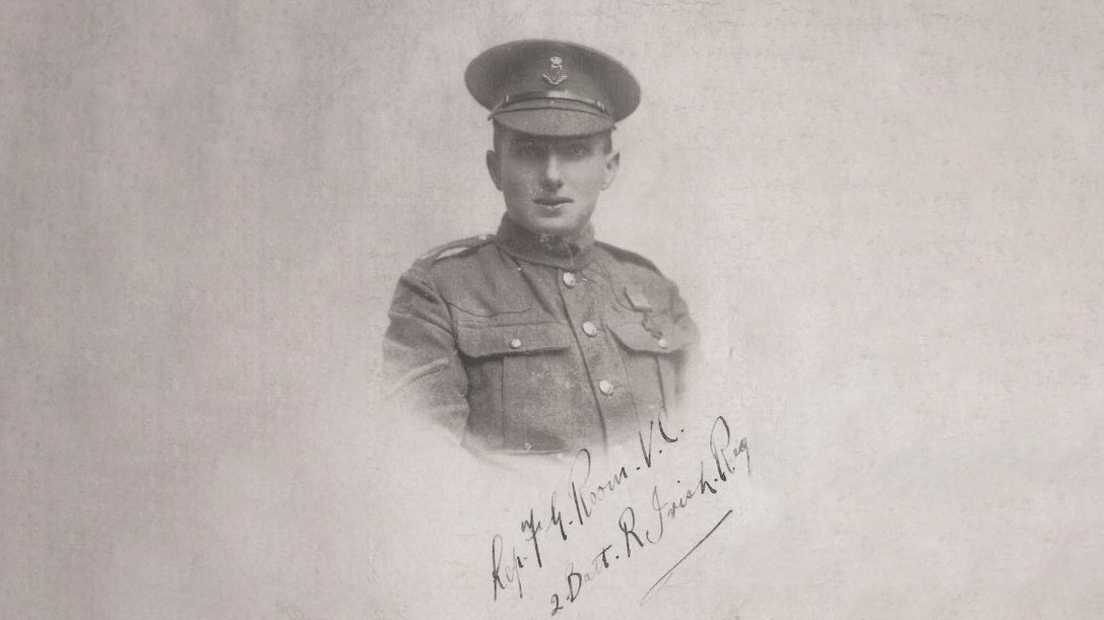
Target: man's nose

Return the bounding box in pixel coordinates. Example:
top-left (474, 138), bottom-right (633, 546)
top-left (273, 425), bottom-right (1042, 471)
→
top-left (539, 154), bottom-right (564, 189)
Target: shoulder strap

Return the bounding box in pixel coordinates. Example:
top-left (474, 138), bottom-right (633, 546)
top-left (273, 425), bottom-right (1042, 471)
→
top-left (414, 233), bottom-right (496, 267)
top-left (594, 240), bottom-right (661, 273)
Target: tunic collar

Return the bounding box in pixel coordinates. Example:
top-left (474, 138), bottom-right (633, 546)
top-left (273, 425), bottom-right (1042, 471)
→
top-left (495, 214), bottom-right (596, 270)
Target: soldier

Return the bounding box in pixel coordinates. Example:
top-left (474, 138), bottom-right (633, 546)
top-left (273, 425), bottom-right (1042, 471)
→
top-left (383, 39), bottom-right (698, 456)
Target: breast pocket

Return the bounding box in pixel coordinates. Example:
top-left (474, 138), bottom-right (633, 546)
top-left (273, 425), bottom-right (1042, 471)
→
top-left (455, 322), bottom-right (577, 453)
top-left (607, 316), bottom-right (693, 419)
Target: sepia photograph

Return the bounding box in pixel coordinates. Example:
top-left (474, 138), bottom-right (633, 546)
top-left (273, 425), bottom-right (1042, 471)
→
top-left (2, 1), bottom-right (1102, 618)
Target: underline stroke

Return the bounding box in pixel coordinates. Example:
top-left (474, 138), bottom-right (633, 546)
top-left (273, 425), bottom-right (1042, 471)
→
top-left (639, 509), bottom-right (734, 605)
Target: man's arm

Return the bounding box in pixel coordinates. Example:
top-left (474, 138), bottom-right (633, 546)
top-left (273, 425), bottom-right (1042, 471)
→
top-left (381, 266), bottom-right (470, 440)
top-left (665, 279), bottom-right (701, 408)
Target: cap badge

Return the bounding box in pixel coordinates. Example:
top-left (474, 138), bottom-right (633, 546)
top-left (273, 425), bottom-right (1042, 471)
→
top-left (542, 56), bottom-right (568, 86)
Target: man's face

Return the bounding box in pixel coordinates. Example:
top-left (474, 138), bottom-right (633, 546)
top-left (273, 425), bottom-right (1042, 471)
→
top-left (486, 129), bottom-right (620, 238)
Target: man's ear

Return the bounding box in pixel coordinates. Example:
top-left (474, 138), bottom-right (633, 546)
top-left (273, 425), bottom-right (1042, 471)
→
top-left (601, 150), bottom-right (620, 190)
top-left (486, 149), bottom-right (502, 191)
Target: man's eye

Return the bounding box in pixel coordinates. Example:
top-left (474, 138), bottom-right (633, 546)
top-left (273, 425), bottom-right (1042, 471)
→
top-left (567, 144), bottom-right (588, 156)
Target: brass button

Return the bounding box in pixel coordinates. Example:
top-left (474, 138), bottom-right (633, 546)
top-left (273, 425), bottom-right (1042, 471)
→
top-left (509, 338), bottom-right (522, 349)
top-left (598, 379), bottom-right (614, 395)
top-left (657, 337), bottom-right (669, 349)
top-left (562, 272), bottom-right (577, 287)
top-left (582, 321), bottom-right (598, 337)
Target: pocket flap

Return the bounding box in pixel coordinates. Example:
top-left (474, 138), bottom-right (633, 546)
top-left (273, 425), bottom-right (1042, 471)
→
top-left (455, 322), bottom-right (573, 358)
top-left (608, 320), bottom-right (693, 354)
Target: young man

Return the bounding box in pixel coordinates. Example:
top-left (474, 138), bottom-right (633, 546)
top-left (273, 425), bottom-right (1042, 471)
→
top-left (383, 40), bottom-right (698, 456)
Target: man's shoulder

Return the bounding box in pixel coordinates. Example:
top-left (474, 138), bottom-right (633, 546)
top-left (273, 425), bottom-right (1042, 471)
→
top-left (593, 240), bottom-right (688, 310)
top-left (409, 233), bottom-right (497, 270)
top-left (594, 240), bottom-right (664, 276)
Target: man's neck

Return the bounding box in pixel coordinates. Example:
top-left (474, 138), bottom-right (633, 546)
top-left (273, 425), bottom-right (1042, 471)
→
top-left (495, 215), bottom-right (597, 270)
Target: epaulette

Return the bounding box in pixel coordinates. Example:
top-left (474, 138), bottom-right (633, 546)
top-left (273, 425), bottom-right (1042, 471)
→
top-left (594, 240), bottom-right (661, 273)
top-left (414, 233), bottom-right (496, 267)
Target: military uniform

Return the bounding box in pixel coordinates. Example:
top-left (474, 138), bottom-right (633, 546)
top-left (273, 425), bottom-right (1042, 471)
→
top-left (383, 216), bottom-right (697, 454)
top-left (382, 39), bottom-right (698, 455)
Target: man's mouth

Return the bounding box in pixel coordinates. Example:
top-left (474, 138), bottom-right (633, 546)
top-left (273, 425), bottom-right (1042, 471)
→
top-left (533, 197), bottom-right (572, 207)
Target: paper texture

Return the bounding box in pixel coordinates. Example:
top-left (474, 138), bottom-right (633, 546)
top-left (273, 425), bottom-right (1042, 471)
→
top-left (2, 1), bottom-right (1102, 618)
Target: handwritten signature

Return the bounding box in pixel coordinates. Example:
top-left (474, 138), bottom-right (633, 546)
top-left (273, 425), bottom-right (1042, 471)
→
top-left (490, 413), bottom-right (752, 615)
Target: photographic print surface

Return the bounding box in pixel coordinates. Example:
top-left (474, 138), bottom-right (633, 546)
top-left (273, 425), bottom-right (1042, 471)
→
top-left (2, 1), bottom-right (1103, 618)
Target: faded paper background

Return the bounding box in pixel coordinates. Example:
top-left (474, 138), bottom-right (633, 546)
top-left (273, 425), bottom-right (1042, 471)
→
top-left (2, 1), bottom-right (1103, 618)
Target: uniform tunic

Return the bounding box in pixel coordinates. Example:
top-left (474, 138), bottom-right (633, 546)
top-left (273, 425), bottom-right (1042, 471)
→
top-left (382, 216), bottom-right (698, 455)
